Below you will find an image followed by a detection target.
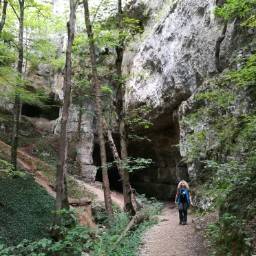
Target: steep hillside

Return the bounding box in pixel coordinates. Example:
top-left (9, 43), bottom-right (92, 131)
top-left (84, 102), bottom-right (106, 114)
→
top-left (0, 175), bottom-right (55, 245)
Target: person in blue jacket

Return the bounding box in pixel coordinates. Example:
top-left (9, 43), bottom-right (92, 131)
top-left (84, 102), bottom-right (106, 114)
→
top-left (175, 180), bottom-right (191, 225)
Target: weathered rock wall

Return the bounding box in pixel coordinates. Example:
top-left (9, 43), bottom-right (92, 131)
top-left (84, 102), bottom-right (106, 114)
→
top-left (124, 0), bottom-right (245, 199)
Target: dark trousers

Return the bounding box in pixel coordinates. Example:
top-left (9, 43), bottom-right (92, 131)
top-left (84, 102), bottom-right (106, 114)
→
top-left (178, 203), bottom-right (188, 223)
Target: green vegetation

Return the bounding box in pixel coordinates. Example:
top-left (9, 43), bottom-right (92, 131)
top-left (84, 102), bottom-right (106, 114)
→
top-left (182, 40), bottom-right (256, 255)
top-left (0, 209), bottom-right (94, 256)
top-left (215, 0), bottom-right (256, 26)
top-left (92, 197), bottom-right (162, 256)
top-left (0, 174), bottom-right (54, 246)
top-left (3, 0), bottom-right (256, 255)
top-left (0, 197), bottom-right (162, 256)
top-left (179, 4), bottom-right (256, 254)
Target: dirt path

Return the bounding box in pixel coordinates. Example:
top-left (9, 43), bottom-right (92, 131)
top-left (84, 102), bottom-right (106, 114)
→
top-left (71, 178), bottom-right (124, 208)
top-left (139, 204), bottom-right (207, 256)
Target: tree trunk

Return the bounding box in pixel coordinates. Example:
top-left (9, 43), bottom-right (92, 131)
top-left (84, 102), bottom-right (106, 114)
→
top-left (11, 0), bottom-right (24, 172)
top-left (83, 0), bottom-right (113, 216)
top-left (104, 118), bottom-right (139, 213)
top-left (55, 0), bottom-right (77, 213)
top-left (116, 0), bottom-right (136, 215)
top-left (0, 0), bottom-right (8, 33)
top-left (103, 118), bottom-right (122, 175)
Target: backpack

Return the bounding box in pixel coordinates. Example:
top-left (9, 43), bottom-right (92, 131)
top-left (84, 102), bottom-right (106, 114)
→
top-left (179, 189), bottom-right (188, 204)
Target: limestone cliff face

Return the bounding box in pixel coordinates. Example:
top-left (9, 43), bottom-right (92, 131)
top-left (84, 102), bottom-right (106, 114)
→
top-left (125, 0), bottom-right (236, 110)
top-left (123, 0), bottom-right (243, 199)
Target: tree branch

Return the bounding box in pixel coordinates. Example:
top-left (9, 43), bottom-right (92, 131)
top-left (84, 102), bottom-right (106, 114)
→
top-left (92, 0), bottom-right (105, 24)
top-left (7, 1), bottom-right (20, 20)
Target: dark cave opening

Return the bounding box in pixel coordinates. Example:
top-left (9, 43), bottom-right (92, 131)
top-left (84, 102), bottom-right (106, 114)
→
top-left (128, 110), bottom-right (189, 201)
top-left (93, 142), bottom-right (123, 192)
top-left (21, 95), bottom-right (60, 120)
top-left (92, 110), bottom-right (188, 200)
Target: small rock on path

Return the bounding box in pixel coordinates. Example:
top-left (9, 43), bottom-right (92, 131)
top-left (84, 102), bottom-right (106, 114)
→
top-left (139, 204), bottom-right (207, 256)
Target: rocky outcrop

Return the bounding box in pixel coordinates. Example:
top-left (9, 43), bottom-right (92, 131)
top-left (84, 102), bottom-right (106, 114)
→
top-left (125, 0), bottom-right (237, 110)
top-left (123, 0), bottom-right (243, 199)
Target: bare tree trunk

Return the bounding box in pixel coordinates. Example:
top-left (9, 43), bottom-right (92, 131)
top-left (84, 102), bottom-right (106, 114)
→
top-left (0, 0), bottom-right (8, 33)
top-left (116, 0), bottom-right (136, 215)
top-left (104, 119), bottom-right (139, 213)
top-left (103, 118), bottom-right (122, 175)
top-left (83, 0), bottom-right (113, 216)
top-left (55, 0), bottom-right (77, 213)
top-left (11, 0), bottom-right (24, 172)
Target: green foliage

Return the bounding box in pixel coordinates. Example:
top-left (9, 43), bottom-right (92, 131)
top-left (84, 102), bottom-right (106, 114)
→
top-left (122, 157), bottom-right (153, 172)
top-left (0, 159), bottom-right (26, 177)
top-left (0, 175), bottom-right (54, 245)
top-left (0, 41), bottom-right (16, 66)
top-left (226, 53), bottom-right (256, 87)
top-left (92, 198), bottom-right (162, 256)
top-left (0, 197), bottom-right (162, 256)
top-left (100, 157), bottom-right (153, 174)
top-left (207, 213), bottom-right (252, 256)
top-left (27, 39), bottom-right (60, 72)
top-left (195, 87), bottom-right (235, 109)
top-left (0, 159), bottom-right (13, 174)
top-left (0, 210), bottom-right (92, 256)
top-left (101, 84), bottom-right (113, 95)
top-left (215, 0), bottom-right (256, 27)
top-left (127, 105), bottom-right (153, 131)
top-left (182, 44), bottom-right (256, 254)
top-left (0, 0), bottom-right (65, 109)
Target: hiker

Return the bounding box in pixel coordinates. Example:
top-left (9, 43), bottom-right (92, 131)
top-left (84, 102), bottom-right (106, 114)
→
top-left (175, 180), bottom-right (191, 225)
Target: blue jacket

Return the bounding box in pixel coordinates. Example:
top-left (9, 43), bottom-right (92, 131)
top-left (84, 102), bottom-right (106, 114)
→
top-left (176, 188), bottom-right (190, 206)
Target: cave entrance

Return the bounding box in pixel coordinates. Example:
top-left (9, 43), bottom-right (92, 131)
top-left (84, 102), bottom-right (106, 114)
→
top-left (92, 110), bottom-right (188, 200)
top-left (21, 94), bottom-right (60, 120)
top-left (128, 110), bottom-right (188, 201)
top-left (93, 142), bottom-right (123, 192)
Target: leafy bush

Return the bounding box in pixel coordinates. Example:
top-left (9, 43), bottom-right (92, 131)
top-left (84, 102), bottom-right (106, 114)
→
top-left (207, 213), bottom-right (252, 256)
top-left (0, 225), bottom-right (94, 256)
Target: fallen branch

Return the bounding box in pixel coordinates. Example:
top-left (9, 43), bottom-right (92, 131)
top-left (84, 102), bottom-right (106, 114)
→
top-left (69, 197), bottom-right (92, 206)
top-left (112, 211), bottom-right (148, 249)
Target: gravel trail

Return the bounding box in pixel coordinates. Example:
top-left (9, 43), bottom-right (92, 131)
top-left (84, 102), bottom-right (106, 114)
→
top-left (139, 204), bottom-right (207, 256)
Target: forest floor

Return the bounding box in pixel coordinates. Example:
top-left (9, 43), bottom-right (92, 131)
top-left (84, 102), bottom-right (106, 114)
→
top-left (139, 203), bottom-right (208, 256)
top-left (0, 139), bottom-right (209, 255)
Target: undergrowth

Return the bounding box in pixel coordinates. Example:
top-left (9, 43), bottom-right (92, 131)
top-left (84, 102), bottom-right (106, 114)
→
top-left (0, 195), bottom-right (162, 256)
top-left (0, 174), bottom-right (54, 245)
top-left (92, 196), bottom-right (162, 256)
top-left (181, 35), bottom-right (256, 254)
